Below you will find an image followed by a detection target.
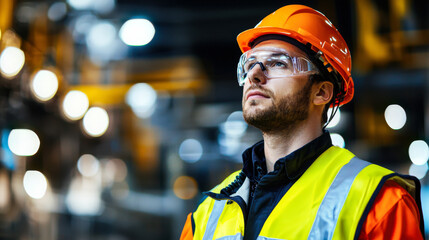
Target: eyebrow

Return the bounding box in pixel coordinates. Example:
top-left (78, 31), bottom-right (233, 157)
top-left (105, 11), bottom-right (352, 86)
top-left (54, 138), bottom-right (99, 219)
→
top-left (248, 52), bottom-right (290, 60)
top-left (270, 53), bottom-right (290, 58)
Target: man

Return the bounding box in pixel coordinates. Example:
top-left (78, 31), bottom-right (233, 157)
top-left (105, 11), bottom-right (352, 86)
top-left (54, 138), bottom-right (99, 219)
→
top-left (181, 5), bottom-right (425, 240)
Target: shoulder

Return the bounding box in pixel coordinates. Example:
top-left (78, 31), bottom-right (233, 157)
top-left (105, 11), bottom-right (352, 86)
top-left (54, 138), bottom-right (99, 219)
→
top-left (193, 170), bottom-right (243, 210)
top-left (190, 170), bottom-right (244, 229)
top-left (369, 180), bottom-right (419, 219)
top-left (359, 180), bottom-right (423, 239)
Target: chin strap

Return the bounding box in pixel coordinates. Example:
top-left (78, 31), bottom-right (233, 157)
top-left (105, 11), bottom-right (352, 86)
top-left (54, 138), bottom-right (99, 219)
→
top-left (323, 103), bottom-right (340, 130)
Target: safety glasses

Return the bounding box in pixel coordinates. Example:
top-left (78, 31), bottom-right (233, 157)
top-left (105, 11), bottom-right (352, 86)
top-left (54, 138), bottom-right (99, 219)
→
top-left (237, 47), bottom-right (319, 86)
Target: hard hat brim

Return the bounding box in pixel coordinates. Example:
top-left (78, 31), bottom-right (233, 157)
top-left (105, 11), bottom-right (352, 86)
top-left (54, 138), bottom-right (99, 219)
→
top-left (237, 27), bottom-right (302, 53)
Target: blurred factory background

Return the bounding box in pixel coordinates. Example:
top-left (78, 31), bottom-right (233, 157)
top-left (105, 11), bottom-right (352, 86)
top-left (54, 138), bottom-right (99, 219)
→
top-left (0, 0), bottom-right (428, 239)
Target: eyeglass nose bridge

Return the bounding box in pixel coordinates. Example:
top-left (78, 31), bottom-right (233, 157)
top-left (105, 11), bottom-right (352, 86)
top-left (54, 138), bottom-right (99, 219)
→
top-left (248, 61), bottom-right (267, 72)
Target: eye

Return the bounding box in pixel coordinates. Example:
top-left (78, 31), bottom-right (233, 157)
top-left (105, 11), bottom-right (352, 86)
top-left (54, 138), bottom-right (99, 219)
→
top-left (273, 61), bottom-right (287, 68)
top-left (267, 54), bottom-right (290, 69)
top-left (268, 61), bottom-right (288, 69)
top-left (244, 60), bottom-right (256, 71)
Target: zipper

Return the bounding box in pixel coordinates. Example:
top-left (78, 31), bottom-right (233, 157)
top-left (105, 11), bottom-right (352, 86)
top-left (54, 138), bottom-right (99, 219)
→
top-left (250, 165), bottom-right (263, 199)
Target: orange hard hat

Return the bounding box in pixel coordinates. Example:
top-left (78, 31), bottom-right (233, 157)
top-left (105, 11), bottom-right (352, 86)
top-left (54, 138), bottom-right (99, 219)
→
top-left (237, 4), bottom-right (354, 106)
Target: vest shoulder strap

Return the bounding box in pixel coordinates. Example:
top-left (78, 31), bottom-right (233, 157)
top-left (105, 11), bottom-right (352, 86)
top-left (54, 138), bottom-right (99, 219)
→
top-left (210, 170), bottom-right (242, 194)
top-left (193, 170), bottom-right (244, 240)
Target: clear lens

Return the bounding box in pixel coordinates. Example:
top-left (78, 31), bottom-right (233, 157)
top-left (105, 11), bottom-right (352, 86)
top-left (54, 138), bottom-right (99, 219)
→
top-left (237, 48), bottom-right (318, 86)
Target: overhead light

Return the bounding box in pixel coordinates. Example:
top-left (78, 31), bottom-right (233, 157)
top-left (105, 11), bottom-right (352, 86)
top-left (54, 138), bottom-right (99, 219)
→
top-left (0, 47), bottom-right (25, 78)
top-left (62, 90), bottom-right (89, 120)
top-left (31, 69), bottom-right (59, 101)
top-left (409, 140), bottom-right (429, 165)
top-left (82, 107), bottom-right (109, 137)
top-left (119, 19), bottom-right (155, 46)
top-left (384, 104), bottom-right (406, 130)
top-left (23, 170), bottom-right (48, 199)
top-left (8, 129), bottom-right (40, 156)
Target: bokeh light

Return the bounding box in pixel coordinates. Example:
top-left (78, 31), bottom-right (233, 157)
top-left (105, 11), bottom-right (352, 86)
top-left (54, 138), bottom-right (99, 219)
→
top-left (23, 170), bottom-right (48, 199)
top-left (119, 19), bottom-right (155, 46)
top-left (66, 176), bottom-right (103, 216)
top-left (220, 111), bottom-right (247, 138)
top-left (67, 0), bottom-right (92, 10)
top-left (218, 135), bottom-right (241, 157)
top-left (104, 158), bottom-right (128, 183)
top-left (330, 133), bottom-right (345, 148)
top-left (62, 90), bottom-right (89, 120)
top-left (384, 104), bottom-right (407, 130)
top-left (71, 13), bottom-right (97, 43)
top-left (8, 129), bottom-right (40, 156)
top-left (0, 47), bottom-right (25, 78)
top-left (31, 70), bottom-right (59, 101)
top-left (48, 2), bottom-right (67, 21)
top-left (92, 0), bottom-right (115, 14)
top-left (85, 20), bottom-right (123, 63)
top-left (179, 139), bottom-right (203, 163)
top-left (173, 176), bottom-right (198, 200)
top-left (326, 108), bottom-right (341, 128)
top-left (16, 4), bottom-right (36, 23)
top-left (409, 163), bottom-right (428, 179)
top-left (77, 154), bottom-right (100, 177)
top-left (86, 21), bottom-right (116, 50)
top-left (409, 140), bottom-right (429, 165)
top-left (125, 83), bottom-right (157, 118)
top-left (82, 107), bottom-right (109, 137)
top-left (67, 0), bottom-right (115, 13)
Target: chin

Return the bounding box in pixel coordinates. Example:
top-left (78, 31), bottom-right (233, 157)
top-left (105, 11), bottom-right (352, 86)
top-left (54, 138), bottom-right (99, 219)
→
top-left (243, 106), bottom-right (266, 119)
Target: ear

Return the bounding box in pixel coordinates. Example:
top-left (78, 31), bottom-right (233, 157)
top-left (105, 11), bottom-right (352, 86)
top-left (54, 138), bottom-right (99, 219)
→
top-left (313, 81), bottom-right (333, 106)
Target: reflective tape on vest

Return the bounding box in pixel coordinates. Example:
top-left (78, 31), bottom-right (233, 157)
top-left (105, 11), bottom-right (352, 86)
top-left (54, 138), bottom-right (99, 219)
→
top-left (307, 157), bottom-right (370, 239)
top-left (203, 200), bottom-right (227, 240)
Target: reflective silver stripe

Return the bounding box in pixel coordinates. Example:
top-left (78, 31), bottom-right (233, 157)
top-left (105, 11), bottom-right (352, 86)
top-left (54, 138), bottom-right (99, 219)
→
top-left (307, 157), bottom-right (370, 240)
top-left (216, 233), bottom-right (243, 240)
top-left (203, 200), bottom-right (226, 240)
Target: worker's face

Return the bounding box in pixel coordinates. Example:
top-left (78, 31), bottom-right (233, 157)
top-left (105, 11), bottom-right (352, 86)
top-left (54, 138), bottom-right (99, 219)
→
top-left (241, 40), bottom-right (314, 132)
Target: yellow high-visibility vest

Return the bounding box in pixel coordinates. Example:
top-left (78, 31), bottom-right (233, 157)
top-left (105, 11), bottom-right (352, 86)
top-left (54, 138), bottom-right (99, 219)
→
top-left (192, 146), bottom-right (418, 240)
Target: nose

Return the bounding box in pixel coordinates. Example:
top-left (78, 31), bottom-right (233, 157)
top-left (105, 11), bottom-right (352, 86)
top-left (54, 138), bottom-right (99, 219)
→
top-left (247, 62), bottom-right (267, 85)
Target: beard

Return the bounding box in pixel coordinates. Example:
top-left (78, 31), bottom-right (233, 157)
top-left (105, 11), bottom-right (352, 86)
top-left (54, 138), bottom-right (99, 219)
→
top-left (242, 80), bottom-right (312, 133)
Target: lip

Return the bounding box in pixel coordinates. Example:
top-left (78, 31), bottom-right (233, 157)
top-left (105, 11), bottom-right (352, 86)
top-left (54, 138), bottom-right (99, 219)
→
top-left (246, 90), bottom-right (269, 100)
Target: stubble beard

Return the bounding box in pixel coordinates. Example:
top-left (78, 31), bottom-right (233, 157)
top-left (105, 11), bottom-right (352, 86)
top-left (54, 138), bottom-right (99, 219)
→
top-left (242, 80), bottom-right (312, 134)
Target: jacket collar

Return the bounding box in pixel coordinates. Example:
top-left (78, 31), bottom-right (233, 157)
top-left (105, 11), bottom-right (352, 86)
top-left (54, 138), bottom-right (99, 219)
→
top-left (242, 131), bottom-right (333, 183)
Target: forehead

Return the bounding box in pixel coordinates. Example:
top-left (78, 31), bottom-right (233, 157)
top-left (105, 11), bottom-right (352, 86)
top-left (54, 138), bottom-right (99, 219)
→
top-left (252, 39), bottom-right (307, 57)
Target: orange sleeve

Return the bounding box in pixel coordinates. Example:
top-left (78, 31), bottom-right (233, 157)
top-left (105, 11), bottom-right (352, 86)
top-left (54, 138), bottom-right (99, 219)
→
top-left (358, 180), bottom-right (423, 240)
top-left (180, 213), bottom-right (194, 240)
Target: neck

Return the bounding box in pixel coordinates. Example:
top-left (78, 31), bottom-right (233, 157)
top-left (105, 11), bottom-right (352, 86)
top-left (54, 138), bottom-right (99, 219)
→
top-left (262, 118), bottom-right (323, 172)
